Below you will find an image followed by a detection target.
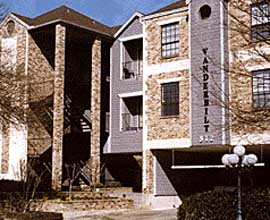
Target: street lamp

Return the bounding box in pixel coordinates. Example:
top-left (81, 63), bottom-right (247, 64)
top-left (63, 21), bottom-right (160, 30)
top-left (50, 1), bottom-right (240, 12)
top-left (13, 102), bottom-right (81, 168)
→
top-left (221, 145), bottom-right (258, 220)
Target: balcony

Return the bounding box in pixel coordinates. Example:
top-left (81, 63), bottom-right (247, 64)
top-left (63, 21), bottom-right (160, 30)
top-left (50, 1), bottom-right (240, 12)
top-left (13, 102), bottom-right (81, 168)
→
top-left (121, 95), bottom-right (142, 131)
top-left (122, 113), bottom-right (142, 131)
top-left (122, 60), bottom-right (142, 79)
top-left (122, 38), bottom-right (142, 80)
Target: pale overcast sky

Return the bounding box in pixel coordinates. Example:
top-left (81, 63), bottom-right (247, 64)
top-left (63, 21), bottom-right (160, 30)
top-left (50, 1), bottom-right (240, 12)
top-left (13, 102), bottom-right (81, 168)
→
top-left (3, 0), bottom-right (179, 26)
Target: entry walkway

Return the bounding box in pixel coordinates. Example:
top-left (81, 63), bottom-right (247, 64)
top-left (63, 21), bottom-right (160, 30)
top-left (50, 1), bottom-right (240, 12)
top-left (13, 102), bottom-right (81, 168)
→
top-left (64, 209), bottom-right (178, 220)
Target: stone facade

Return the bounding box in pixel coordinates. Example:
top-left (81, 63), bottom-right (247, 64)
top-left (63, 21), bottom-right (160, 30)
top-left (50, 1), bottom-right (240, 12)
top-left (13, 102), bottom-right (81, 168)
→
top-left (144, 9), bottom-right (190, 143)
top-left (27, 29), bottom-right (54, 156)
top-left (142, 8), bottom-right (190, 197)
top-left (0, 17), bottom-right (28, 179)
top-left (52, 24), bottom-right (66, 191)
top-left (228, 0), bottom-right (270, 143)
top-left (30, 198), bottom-right (133, 213)
top-left (146, 70), bottom-right (189, 141)
top-left (90, 38), bottom-right (102, 185)
top-left (144, 11), bottom-right (189, 66)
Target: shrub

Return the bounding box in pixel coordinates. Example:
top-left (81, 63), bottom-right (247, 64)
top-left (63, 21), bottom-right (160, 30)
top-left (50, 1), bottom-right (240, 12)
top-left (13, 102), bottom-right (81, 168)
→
top-left (177, 188), bottom-right (270, 220)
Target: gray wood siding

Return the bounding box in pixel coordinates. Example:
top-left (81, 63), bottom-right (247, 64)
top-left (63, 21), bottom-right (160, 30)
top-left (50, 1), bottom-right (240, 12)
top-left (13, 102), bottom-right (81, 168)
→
top-left (190, 0), bottom-right (230, 146)
top-left (109, 16), bottom-right (143, 154)
top-left (154, 151), bottom-right (177, 196)
top-left (119, 18), bottom-right (142, 39)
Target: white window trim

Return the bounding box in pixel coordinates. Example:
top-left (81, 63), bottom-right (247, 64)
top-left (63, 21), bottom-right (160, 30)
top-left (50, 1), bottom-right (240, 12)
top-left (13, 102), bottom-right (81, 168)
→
top-left (161, 22), bottom-right (180, 58)
top-left (119, 35), bottom-right (143, 80)
top-left (158, 77), bottom-right (183, 84)
top-left (118, 91), bottom-right (143, 132)
top-left (118, 91), bottom-right (143, 98)
top-left (157, 18), bottom-right (181, 26)
top-left (119, 34), bottom-right (143, 42)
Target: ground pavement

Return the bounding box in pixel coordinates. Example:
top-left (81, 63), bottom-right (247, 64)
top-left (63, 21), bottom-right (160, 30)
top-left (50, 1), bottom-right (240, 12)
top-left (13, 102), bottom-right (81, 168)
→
top-left (64, 209), bottom-right (178, 220)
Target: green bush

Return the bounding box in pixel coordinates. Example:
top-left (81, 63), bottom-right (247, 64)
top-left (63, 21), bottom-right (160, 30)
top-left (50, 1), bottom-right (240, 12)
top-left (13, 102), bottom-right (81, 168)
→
top-left (177, 188), bottom-right (270, 220)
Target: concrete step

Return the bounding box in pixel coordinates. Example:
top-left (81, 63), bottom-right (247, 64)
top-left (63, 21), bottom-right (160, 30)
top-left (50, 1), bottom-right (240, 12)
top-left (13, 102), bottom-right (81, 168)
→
top-left (107, 192), bottom-right (144, 209)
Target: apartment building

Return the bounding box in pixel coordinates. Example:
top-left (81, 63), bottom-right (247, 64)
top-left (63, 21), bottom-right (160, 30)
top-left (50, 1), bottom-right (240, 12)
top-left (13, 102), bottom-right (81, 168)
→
top-left (0, 6), bottom-right (113, 191)
top-left (0, 0), bottom-right (270, 210)
top-left (139, 0), bottom-right (270, 208)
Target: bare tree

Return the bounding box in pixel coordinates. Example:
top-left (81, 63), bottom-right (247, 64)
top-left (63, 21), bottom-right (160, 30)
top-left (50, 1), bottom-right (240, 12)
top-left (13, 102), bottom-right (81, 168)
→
top-left (64, 162), bottom-right (82, 201)
top-left (5, 159), bottom-right (50, 213)
top-left (193, 0), bottom-right (270, 145)
top-left (20, 159), bottom-right (49, 212)
top-left (0, 0), bottom-right (26, 127)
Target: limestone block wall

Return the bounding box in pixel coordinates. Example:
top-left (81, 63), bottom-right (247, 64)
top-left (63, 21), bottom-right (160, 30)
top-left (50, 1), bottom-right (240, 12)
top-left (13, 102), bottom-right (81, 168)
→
top-left (228, 0), bottom-right (270, 144)
top-left (144, 11), bottom-right (189, 66)
top-left (27, 32), bottom-right (54, 103)
top-left (27, 30), bottom-right (55, 156)
top-left (146, 70), bottom-right (190, 141)
top-left (143, 9), bottom-right (190, 145)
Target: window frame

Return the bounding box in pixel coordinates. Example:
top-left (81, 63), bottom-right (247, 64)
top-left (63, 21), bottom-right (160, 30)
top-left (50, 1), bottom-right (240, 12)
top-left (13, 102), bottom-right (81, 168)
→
top-left (250, 1), bottom-right (270, 40)
top-left (161, 22), bottom-right (180, 59)
top-left (161, 82), bottom-right (180, 117)
top-left (252, 69), bottom-right (270, 109)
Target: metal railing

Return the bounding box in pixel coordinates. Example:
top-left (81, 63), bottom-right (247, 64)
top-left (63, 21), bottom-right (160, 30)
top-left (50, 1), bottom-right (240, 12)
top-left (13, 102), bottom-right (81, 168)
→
top-left (122, 113), bottom-right (142, 131)
top-left (122, 60), bottom-right (142, 79)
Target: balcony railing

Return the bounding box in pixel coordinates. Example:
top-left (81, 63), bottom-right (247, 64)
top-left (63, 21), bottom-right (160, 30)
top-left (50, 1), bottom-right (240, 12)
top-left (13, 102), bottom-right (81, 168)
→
top-left (122, 60), bottom-right (142, 79)
top-left (122, 113), bottom-right (143, 131)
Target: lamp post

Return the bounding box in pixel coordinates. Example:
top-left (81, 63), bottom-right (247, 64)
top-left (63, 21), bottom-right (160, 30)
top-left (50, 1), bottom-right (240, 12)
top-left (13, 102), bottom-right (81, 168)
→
top-left (221, 145), bottom-right (258, 220)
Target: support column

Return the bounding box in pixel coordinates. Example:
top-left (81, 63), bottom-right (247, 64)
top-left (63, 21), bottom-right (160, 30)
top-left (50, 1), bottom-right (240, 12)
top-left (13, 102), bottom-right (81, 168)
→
top-left (52, 24), bottom-right (66, 191)
top-left (142, 149), bottom-right (154, 194)
top-left (90, 38), bottom-right (101, 185)
top-left (1, 121), bottom-right (10, 174)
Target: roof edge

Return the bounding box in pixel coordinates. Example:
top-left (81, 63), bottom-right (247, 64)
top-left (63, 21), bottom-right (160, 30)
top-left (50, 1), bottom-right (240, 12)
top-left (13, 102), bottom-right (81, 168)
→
top-left (0, 13), bottom-right (32, 30)
top-left (114, 12), bottom-right (144, 39)
top-left (29, 18), bottom-right (113, 38)
top-left (142, 6), bottom-right (188, 21)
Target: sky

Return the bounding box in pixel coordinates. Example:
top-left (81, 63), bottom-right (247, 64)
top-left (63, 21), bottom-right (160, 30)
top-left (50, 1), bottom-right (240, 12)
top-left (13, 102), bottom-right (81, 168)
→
top-left (3, 0), bottom-right (179, 27)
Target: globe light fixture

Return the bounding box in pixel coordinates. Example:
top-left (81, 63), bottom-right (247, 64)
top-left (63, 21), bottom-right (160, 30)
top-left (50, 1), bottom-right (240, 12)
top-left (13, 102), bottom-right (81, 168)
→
top-left (221, 145), bottom-right (258, 220)
top-left (233, 145), bottom-right (246, 157)
top-left (228, 154), bottom-right (239, 166)
top-left (246, 154), bottom-right (258, 166)
top-left (221, 154), bottom-right (230, 166)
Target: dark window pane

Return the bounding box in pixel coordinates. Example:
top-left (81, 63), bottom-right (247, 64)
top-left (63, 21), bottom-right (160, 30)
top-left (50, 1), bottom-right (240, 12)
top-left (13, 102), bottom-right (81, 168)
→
top-left (251, 2), bottom-right (270, 40)
top-left (161, 82), bottom-right (179, 116)
top-left (253, 69), bottom-right (270, 108)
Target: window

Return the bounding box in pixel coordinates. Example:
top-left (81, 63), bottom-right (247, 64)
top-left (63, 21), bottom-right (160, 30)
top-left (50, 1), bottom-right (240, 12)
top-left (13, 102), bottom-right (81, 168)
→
top-left (200, 5), bottom-right (212, 20)
top-left (253, 69), bottom-right (270, 108)
top-left (105, 112), bottom-right (110, 133)
top-left (6, 20), bottom-right (15, 36)
top-left (161, 82), bottom-right (179, 116)
top-left (161, 22), bottom-right (179, 58)
top-left (251, 1), bottom-right (270, 39)
top-left (121, 96), bottom-right (142, 131)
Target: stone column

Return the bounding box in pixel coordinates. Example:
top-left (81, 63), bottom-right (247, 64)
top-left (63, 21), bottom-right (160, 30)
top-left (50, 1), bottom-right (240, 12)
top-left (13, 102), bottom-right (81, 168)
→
top-left (142, 149), bottom-right (154, 193)
top-left (90, 38), bottom-right (101, 185)
top-left (52, 24), bottom-right (66, 191)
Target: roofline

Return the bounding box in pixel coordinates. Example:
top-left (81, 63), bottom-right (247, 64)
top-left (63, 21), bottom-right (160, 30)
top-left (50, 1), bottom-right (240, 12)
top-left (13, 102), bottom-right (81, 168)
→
top-left (113, 12), bottom-right (144, 38)
top-left (142, 6), bottom-right (188, 21)
top-left (0, 13), bottom-right (32, 29)
top-left (28, 19), bottom-right (113, 38)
